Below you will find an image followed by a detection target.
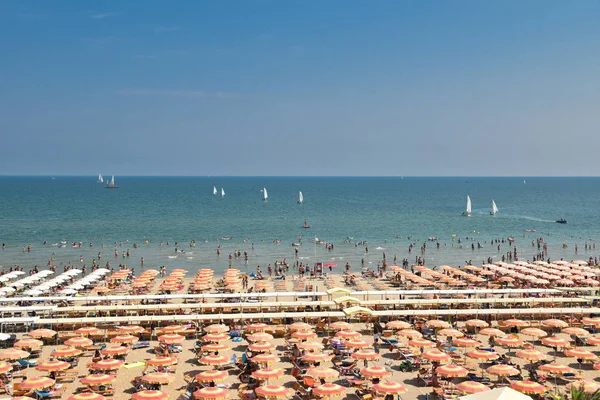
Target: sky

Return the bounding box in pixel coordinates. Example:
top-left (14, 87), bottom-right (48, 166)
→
top-left (1, 1), bottom-right (600, 176)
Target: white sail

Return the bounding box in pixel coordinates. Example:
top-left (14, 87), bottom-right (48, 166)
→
top-left (109, 176), bottom-right (115, 186)
top-left (491, 200), bottom-right (498, 215)
top-left (221, 188), bottom-right (225, 197)
top-left (262, 187), bottom-right (268, 201)
top-left (462, 195), bottom-right (472, 216)
top-left (98, 174), bottom-right (103, 183)
top-left (213, 186), bottom-right (217, 195)
top-left (298, 191), bottom-right (303, 204)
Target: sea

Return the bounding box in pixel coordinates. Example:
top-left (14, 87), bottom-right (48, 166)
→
top-left (1, 176), bottom-right (599, 275)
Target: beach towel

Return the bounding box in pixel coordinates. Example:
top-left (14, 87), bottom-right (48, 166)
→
top-left (124, 361), bottom-right (146, 369)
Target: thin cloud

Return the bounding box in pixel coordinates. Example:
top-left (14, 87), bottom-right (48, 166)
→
top-left (117, 88), bottom-right (240, 99)
top-left (90, 12), bottom-right (121, 19)
top-left (154, 26), bottom-right (180, 34)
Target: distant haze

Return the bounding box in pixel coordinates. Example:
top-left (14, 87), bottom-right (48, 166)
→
top-left (0, 1), bottom-right (599, 176)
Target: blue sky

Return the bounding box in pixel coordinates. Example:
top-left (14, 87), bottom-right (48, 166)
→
top-left (1, 1), bottom-right (599, 176)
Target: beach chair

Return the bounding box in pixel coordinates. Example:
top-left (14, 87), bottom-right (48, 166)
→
top-left (16, 358), bottom-right (37, 369)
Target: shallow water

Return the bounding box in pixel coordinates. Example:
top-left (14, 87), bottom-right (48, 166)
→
top-left (0, 176), bottom-right (598, 273)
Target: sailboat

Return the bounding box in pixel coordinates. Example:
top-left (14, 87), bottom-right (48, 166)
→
top-left (298, 191), bottom-right (303, 204)
top-left (221, 188), bottom-right (225, 197)
top-left (462, 196), bottom-right (472, 216)
top-left (262, 187), bottom-right (268, 202)
top-left (105, 175), bottom-right (118, 189)
top-left (213, 186), bottom-right (217, 196)
top-left (490, 200), bottom-right (498, 215)
top-left (98, 174), bottom-right (104, 183)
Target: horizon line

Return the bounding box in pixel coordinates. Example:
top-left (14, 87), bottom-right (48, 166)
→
top-left (1, 175), bottom-right (599, 178)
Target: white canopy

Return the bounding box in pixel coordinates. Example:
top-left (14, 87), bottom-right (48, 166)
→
top-left (460, 387), bottom-right (532, 400)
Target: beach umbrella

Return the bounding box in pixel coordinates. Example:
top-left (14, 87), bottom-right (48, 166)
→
top-left (29, 328), bottom-right (57, 338)
top-left (251, 354), bottom-right (280, 365)
top-left (297, 341), bottom-right (324, 351)
top-left (330, 321), bottom-right (354, 330)
top-left (65, 336), bottom-right (93, 348)
top-left (582, 317), bottom-right (600, 326)
top-left (288, 322), bottom-right (312, 332)
top-left (510, 380), bottom-right (545, 395)
top-left (68, 393), bottom-right (107, 400)
top-left (466, 350), bottom-right (499, 361)
top-left (158, 325), bottom-right (185, 333)
top-left (118, 326), bottom-right (145, 334)
top-left (520, 328), bottom-right (547, 338)
top-left (541, 336), bottom-right (570, 348)
top-left (562, 327), bottom-right (590, 336)
top-left (456, 381), bottom-right (491, 394)
top-left (14, 339), bottom-right (44, 349)
top-left (479, 328), bottom-right (506, 337)
top-left (306, 367), bottom-right (339, 380)
top-left (90, 359), bottom-right (125, 371)
top-left (564, 348), bottom-right (597, 360)
top-left (195, 370), bottom-right (228, 383)
top-left (254, 385), bottom-right (293, 399)
top-left (516, 349), bottom-right (546, 362)
top-left (421, 349), bottom-right (451, 363)
top-left (437, 328), bottom-right (464, 338)
top-left (81, 374), bottom-right (116, 386)
top-left (131, 390), bottom-right (168, 400)
top-left (20, 376), bottom-right (56, 390)
top-left (204, 324), bottom-right (229, 334)
top-left (111, 335), bottom-right (139, 344)
top-left (343, 339), bottom-right (370, 349)
top-left (351, 349), bottom-right (380, 360)
top-left (453, 338), bottom-right (481, 347)
top-left (101, 346), bottom-right (130, 357)
top-left (301, 353), bottom-right (333, 363)
top-left (247, 333), bottom-right (274, 342)
top-left (158, 334), bottom-right (184, 344)
top-left (0, 348), bottom-right (30, 360)
top-left (494, 337), bottom-right (524, 347)
top-left (202, 343), bottom-right (229, 353)
top-left (145, 357), bottom-right (177, 367)
top-left (199, 355), bottom-right (230, 366)
top-left (0, 361), bottom-right (12, 374)
top-left (427, 320), bottom-right (450, 329)
top-left (75, 327), bottom-right (100, 336)
top-left (141, 372), bottom-right (175, 385)
top-left (194, 387), bottom-right (229, 400)
top-left (397, 329), bottom-right (423, 339)
top-left (538, 363), bottom-right (572, 375)
top-left (291, 331), bottom-right (317, 340)
top-left (372, 382), bottom-right (408, 395)
top-left (360, 365), bottom-right (391, 379)
top-left (542, 319), bottom-right (569, 329)
top-left (52, 347), bottom-right (82, 358)
top-left (252, 368), bottom-right (284, 381)
top-left (334, 330), bottom-right (361, 340)
top-left (486, 364), bottom-right (519, 377)
top-left (385, 320), bottom-right (411, 330)
top-left (245, 323), bottom-right (269, 332)
top-left (566, 381), bottom-right (600, 394)
top-left (436, 365), bottom-right (468, 378)
top-left (313, 383), bottom-right (346, 397)
top-left (465, 319), bottom-right (489, 328)
top-left (586, 336), bottom-right (600, 346)
top-left (203, 333), bottom-right (229, 342)
top-left (408, 338), bottom-right (436, 349)
top-left (248, 341), bottom-right (275, 352)
top-left (36, 360), bottom-right (71, 372)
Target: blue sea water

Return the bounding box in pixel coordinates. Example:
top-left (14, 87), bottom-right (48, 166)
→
top-left (0, 176), bottom-right (599, 274)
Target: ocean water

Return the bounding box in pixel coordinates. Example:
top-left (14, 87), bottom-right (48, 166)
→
top-left (1, 176), bottom-right (599, 274)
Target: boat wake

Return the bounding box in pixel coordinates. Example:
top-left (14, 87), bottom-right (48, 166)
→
top-left (511, 215), bottom-right (555, 223)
